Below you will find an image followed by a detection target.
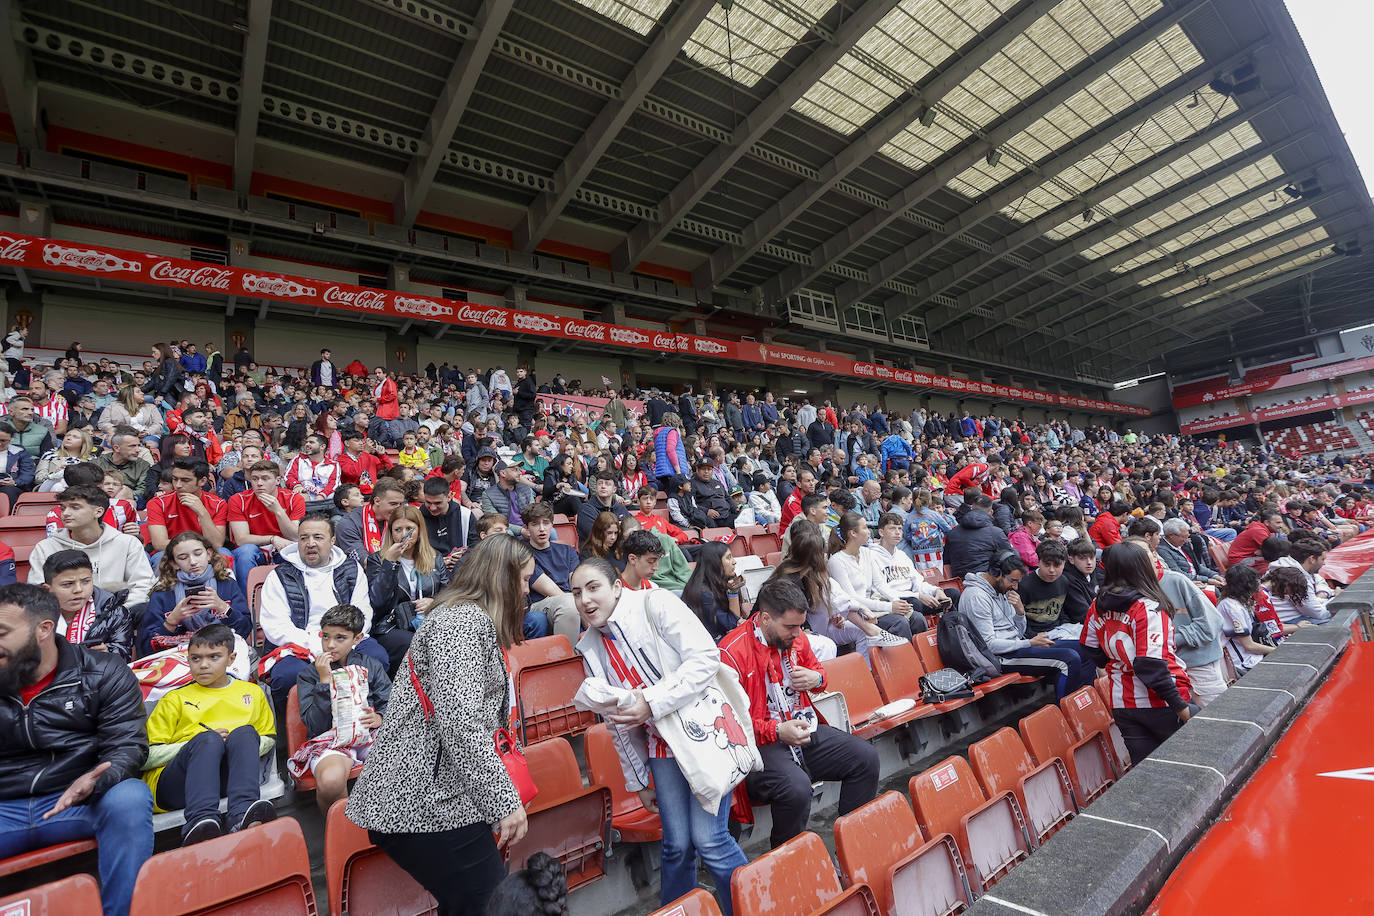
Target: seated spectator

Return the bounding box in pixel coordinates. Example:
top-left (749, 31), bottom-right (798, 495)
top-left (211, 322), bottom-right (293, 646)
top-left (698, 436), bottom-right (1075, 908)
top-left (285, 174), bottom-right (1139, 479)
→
top-left (1159, 517), bottom-right (1223, 587)
top-left (575, 470), bottom-right (629, 543)
top-left (336, 478), bottom-right (408, 567)
top-left (99, 385), bottom-right (163, 443)
top-left (519, 502), bottom-right (581, 641)
top-left (869, 512), bottom-right (956, 610)
top-left (617, 529), bottom-right (664, 591)
top-left (5, 396), bottom-right (57, 458)
top-left (1216, 565), bottom-right (1277, 676)
top-left (41, 549), bottom-right (136, 661)
top-left (257, 513), bottom-right (385, 702)
top-left (748, 473), bottom-right (781, 526)
top-left (227, 459), bottom-right (306, 584)
top-left (396, 430), bottom-right (430, 473)
top-left (827, 512), bottom-right (923, 639)
top-left (944, 491), bottom-right (1013, 578)
top-left (719, 577), bottom-right (879, 849)
top-left (336, 430), bottom-right (392, 495)
top-left (1262, 564), bottom-right (1331, 626)
top-left (0, 421), bottom-right (36, 504)
top-left (295, 604), bottom-right (390, 814)
top-left (1226, 509), bottom-right (1285, 572)
top-left (1089, 501), bottom-right (1129, 549)
top-left (94, 428), bottom-right (152, 505)
top-left (619, 516), bottom-right (691, 593)
top-left (1009, 508), bottom-right (1044, 567)
top-left (420, 476), bottom-right (479, 570)
top-left (142, 624), bottom-right (277, 845)
top-left (141, 532), bottom-right (251, 657)
top-left (46, 465), bottom-right (139, 538)
top-left (480, 459), bottom-right (536, 536)
top-left (34, 427), bottom-right (95, 492)
top-left (542, 453), bottom-right (588, 518)
top-left (0, 583), bottom-right (152, 916)
top-left (1016, 538), bottom-right (1082, 641)
top-left (681, 540), bottom-right (747, 640)
top-left (1268, 536), bottom-right (1335, 609)
top-left (365, 505), bottom-right (449, 674)
top-left (962, 549), bottom-right (1094, 701)
top-left (29, 486), bottom-right (154, 607)
top-left (780, 491), bottom-right (831, 556)
top-left (688, 459), bottom-right (735, 528)
top-left (333, 482), bottom-right (365, 517)
top-left (632, 483), bottom-right (688, 544)
top-left (146, 458), bottom-right (229, 567)
top-left (579, 510), bottom-right (622, 564)
top-left (284, 433), bottom-right (341, 511)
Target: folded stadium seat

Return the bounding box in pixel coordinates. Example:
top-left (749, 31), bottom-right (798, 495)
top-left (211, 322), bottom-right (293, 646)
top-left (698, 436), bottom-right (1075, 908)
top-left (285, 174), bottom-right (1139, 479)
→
top-left (0, 493), bottom-right (9, 517)
top-left (0, 873), bottom-right (102, 916)
top-left (0, 839), bottom-right (98, 880)
top-left (908, 755), bottom-right (1030, 893)
top-left (763, 550), bottom-right (782, 567)
top-left (748, 532), bottom-right (781, 559)
top-left (509, 737), bottom-right (612, 891)
top-left (285, 686), bottom-right (363, 793)
top-left (1018, 705), bottom-right (1116, 805)
top-left (506, 636), bottom-right (596, 744)
top-left (129, 817), bottom-right (316, 916)
top-left (553, 521), bottom-right (579, 549)
top-left (1207, 537), bottom-right (1231, 573)
top-left (648, 889), bottom-right (722, 916)
top-left (324, 799), bottom-right (437, 916)
top-left (583, 724), bottom-right (662, 844)
top-left (731, 830), bottom-right (880, 916)
top-left (244, 563), bottom-right (276, 649)
top-left (0, 523), bottom-right (48, 554)
top-left (12, 492), bottom-right (59, 512)
top-left (818, 653), bottom-right (931, 740)
top-left (833, 791), bottom-right (972, 916)
top-left (912, 630), bottom-right (1023, 694)
top-left (867, 641), bottom-right (971, 714)
top-left (552, 513), bottom-right (571, 525)
top-left (1060, 687), bottom-right (1132, 775)
top-left (968, 727), bottom-right (1077, 847)
top-left (735, 524), bottom-right (766, 540)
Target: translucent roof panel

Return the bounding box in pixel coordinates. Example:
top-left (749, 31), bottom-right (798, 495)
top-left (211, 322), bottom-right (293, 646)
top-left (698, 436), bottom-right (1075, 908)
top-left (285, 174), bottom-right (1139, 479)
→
top-left (954, 26), bottom-right (1211, 219)
top-left (570, 0), bottom-right (671, 35)
top-left (1134, 207), bottom-right (1319, 286)
top-left (1178, 247), bottom-right (1331, 308)
top-left (793, 0), bottom-right (1017, 136)
top-left (1153, 222), bottom-right (1330, 302)
top-left (1075, 155), bottom-right (1286, 262)
top-left (877, 0), bottom-right (1161, 178)
top-left (1112, 186), bottom-right (1292, 275)
top-left (1041, 119), bottom-right (1264, 243)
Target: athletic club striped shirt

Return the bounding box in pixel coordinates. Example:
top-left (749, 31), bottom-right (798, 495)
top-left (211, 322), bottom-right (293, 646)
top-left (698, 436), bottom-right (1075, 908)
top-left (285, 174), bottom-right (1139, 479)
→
top-left (1083, 596), bottom-right (1190, 710)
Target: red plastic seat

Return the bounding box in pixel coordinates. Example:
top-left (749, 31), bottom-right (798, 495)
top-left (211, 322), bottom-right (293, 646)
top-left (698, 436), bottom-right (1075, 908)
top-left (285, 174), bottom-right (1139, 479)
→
top-left (0, 525), bottom-right (48, 553)
top-left (650, 507), bottom-right (671, 522)
top-left (244, 563), bottom-right (276, 649)
top-left (648, 889), bottom-right (723, 916)
top-left (763, 550), bottom-right (782, 567)
top-left (285, 686), bottom-right (364, 792)
top-left (0, 492), bottom-right (10, 518)
top-left (324, 799), bottom-right (437, 916)
top-left (1019, 705), bottom-right (1116, 805)
top-left (820, 653), bottom-right (931, 740)
top-left (506, 636), bottom-right (595, 744)
top-left (909, 755), bottom-right (1030, 892)
top-left (969, 727), bottom-right (1077, 846)
top-left (868, 640), bottom-right (967, 714)
top-left (552, 513), bottom-right (571, 525)
top-left (508, 737), bottom-right (612, 891)
top-left (506, 634), bottom-right (577, 671)
top-left (129, 816), bottom-right (317, 915)
top-left (553, 522), bottom-right (579, 549)
top-left (13, 492), bottom-right (58, 510)
top-left (732, 831), bottom-right (880, 916)
top-left (834, 791), bottom-right (972, 916)
top-left (1095, 675), bottom-right (1111, 705)
top-left (584, 724), bottom-right (662, 843)
top-left (0, 874), bottom-right (102, 915)
top-left (0, 515), bottom-right (45, 531)
top-left (735, 524), bottom-right (765, 539)
top-left (0, 839), bottom-right (98, 879)
top-left (1207, 536), bottom-right (1231, 572)
top-left (1061, 687), bottom-right (1132, 775)
top-left (749, 532), bottom-right (781, 558)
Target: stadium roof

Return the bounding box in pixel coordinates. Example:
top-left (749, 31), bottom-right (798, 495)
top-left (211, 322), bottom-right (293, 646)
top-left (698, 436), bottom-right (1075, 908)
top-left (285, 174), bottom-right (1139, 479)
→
top-left (1, 0), bottom-right (1370, 387)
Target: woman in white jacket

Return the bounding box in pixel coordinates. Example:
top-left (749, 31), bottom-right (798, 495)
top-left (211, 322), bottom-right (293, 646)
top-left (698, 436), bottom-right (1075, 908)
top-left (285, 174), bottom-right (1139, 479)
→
top-left (571, 558), bottom-right (748, 916)
top-left (827, 511), bottom-right (923, 640)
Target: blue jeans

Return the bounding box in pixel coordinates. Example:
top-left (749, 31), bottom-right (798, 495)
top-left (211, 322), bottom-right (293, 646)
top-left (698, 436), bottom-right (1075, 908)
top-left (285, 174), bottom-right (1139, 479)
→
top-left (648, 757), bottom-right (747, 916)
top-left (230, 543), bottom-right (274, 587)
top-left (1205, 527), bottom-right (1237, 542)
top-left (0, 777), bottom-right (153, 916)
top-left (522, 610), bottom-right (550, 639)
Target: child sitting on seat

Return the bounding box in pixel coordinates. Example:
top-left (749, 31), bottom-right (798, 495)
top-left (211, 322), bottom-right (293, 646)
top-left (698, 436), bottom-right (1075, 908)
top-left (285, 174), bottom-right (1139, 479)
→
top-left (293, 604), bottom-right (390, 814)
top-left (143, 623), bottom-right (277, 846)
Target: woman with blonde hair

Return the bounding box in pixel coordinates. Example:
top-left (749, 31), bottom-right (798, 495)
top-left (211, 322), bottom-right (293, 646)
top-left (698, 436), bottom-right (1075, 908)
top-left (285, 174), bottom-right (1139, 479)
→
top-left (100, 383), bottom-right (164, 442)
top-left (365, 504), bottom-right (449, 675)
top-left (347, 534), bottom-right (535, 915)
top-left (35, 427), bottom-right (95, 491)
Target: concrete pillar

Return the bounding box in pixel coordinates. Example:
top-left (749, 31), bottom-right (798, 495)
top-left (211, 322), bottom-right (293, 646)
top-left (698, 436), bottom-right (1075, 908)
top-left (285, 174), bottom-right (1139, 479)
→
top-left (16, 200), bottom-right (50, 236)
top-left (600, 300), bottom-right (627, 324)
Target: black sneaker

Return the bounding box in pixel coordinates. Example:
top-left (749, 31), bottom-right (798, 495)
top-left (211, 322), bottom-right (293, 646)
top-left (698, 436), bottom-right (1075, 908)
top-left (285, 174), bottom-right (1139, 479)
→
top-left (182, 816), bottom-right (222, 846)
top-left (234, 799), bottom-right (278, 833)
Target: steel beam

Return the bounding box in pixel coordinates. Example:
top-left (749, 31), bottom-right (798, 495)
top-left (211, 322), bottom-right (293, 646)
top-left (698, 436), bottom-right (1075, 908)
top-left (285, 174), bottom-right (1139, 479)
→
top-left (0, 0), bottom-right (42, 149)
top-left (916, 94), bottom-right (1291, 332)
top-left (396, 0), bottom-right (515, 227)
top-left (964, 147), bottom-right (1324, 341)
top-left (690, 0), bottom-right (1062, 289)
top-left (759, 0), bottom-right (1211, 309)
top-left (834, 42), bottom-right (1270, 310)
top-left (610, 0), bottom-right (904, 272)
top-left (233, 0), bottom-right (273, 193)
top-left (515, 0), bottom-right (715, 253)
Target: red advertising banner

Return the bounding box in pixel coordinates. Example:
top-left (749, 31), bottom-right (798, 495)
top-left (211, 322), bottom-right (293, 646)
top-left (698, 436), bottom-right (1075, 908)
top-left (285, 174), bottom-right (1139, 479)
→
top-left (0, 231), bottom-right (1149, 416)
top-left (538, 392), bottom-right (645, 422)
top-left (1177, 388), bottom-right (1374, 434)
top-left (1172, 356), bottom-right (1374, 408)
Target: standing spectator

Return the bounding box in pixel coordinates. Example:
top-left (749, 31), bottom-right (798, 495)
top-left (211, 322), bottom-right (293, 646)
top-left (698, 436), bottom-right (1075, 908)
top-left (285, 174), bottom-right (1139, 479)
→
top-left (142, 343), bottom-right (185, 410)
top-left (370, 367), bottom-right (399, 421)
top-left (479, 461), bottom-right (536, 536)
top-left (652, 412), bottom-right (688, 494)
top-left (944, 493), bottom-right (1013, 579)
top-left (310, 348), bottom-right (338, 388)
top-left (285, 433), bottom-right (341, 510)
top-left (178, 344), bottom-right (206, 375)
top-left (513, 366), bottom-right (537, 426)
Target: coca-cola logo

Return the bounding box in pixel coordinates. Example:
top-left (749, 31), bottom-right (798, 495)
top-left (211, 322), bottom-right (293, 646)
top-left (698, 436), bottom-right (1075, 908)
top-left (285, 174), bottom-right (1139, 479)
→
top-left (241, 273), bottom-right (315, 297)
top-left (512, 313), bottom-right (562, 333)
top-left (609, 327), bottom-right (649, 345)
top-left (949, 379), bottom-right (966, 390)
top-left (150, 261), bottom-right (233, 290)
top-left (0, 235), bottom-right (32, 262)
top-left (456, 305), bottom-right (508, 327)
top-left (674, 335), bottom-right (691, 351)
top-left (853, 363), bottom-right (875, 377)
top-left (693, 340), bottom-right (727, 355)
top-left (324, 286), bottom-right (388, 311)
top-left (43, 244), bottom-right (141, 273)
top-left (565, 321), bottom-right (607, 341)
top-left (394, 296), bottom-right (452, 318)
top-left (652, 334), bottom-right (677, 350)
top-left (875, 366), bottom-right (893, 378)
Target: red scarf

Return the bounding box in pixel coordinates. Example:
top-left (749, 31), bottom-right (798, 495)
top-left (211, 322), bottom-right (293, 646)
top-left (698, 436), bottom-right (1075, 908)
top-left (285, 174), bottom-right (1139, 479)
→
top-left (362, 505), bottom-right (383, 553)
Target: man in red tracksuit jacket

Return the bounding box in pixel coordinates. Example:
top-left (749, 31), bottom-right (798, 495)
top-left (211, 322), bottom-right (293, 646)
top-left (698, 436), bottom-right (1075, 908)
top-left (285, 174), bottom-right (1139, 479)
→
top-left (718, 577), bottom-right (878, 849)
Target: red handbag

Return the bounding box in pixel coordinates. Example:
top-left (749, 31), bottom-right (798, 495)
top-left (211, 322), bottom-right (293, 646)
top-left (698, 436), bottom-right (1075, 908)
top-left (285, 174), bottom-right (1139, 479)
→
top-left (409, 655), bottom-right (538, 805)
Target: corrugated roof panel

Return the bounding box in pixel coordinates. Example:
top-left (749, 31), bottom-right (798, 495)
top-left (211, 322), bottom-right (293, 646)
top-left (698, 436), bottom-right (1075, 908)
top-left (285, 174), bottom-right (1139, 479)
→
top-left (1178, 244), bottom-right (1331, 308)
top-left (1139, 208), bottom-right (1322, 286)
top-left (567, 0), bottom-right (672, 35)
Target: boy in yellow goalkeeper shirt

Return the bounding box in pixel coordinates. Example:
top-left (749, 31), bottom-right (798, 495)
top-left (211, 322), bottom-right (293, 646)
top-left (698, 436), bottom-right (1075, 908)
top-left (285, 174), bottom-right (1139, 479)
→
top-left (142, 623), bottom-right (278, 845)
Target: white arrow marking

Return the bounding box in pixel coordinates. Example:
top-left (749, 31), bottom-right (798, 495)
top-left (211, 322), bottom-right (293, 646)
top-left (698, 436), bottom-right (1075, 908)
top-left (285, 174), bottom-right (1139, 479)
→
top-left (1317, 766), bottom-right (1374, 782)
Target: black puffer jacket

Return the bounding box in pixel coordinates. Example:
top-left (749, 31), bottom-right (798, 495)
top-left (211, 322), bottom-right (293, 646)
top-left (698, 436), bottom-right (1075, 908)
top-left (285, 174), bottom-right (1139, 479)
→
top-left (944, 508), bottom-right (1012, 579)
top-left (0, 636), bottom-right (148, 801)
top-left (69, 586), bottom-right (136, 661)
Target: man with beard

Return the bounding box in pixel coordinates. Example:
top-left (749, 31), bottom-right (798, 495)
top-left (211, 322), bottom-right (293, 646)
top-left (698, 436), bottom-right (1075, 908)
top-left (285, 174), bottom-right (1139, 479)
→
top-left (0, 583), bottom-right (152, 916)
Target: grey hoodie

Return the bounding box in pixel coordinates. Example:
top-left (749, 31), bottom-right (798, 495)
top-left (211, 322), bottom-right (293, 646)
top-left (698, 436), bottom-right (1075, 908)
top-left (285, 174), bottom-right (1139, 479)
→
top-left (960, 572), bottom-right (1029, 655)
top-left (28, 524), bottom-right (154, 605)
top-left (1159, 568), bottom-right (1224, 666)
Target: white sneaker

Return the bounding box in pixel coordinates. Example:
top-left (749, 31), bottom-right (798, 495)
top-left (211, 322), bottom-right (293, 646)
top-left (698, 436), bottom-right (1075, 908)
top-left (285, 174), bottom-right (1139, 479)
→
top-left (871, 630), bottom-right (911, 648)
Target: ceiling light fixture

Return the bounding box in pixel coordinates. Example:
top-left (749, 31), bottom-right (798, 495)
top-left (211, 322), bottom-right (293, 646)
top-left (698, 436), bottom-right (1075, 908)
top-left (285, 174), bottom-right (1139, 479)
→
top-left (986, 149), bottom-right (1002, 168)
top-left (918, 106), bottom-right (936, 128)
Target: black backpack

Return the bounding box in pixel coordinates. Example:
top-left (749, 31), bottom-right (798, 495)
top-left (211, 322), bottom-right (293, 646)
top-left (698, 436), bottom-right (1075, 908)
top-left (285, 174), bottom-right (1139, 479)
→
top-left (936, 605), bottom-right (1002, 686)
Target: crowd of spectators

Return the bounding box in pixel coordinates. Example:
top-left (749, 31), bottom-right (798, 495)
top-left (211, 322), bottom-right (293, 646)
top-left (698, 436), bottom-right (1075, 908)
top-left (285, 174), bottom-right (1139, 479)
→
top-left (0, 331), bottom-right (1364, 916)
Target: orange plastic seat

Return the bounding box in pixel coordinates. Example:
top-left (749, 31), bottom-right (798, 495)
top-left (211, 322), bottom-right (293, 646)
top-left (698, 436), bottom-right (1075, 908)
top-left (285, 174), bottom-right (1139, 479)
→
top-left (244, 563), bottom-right (276, 649)
top-left (0, 492), bottom-right (10, 518)
top-left (584, 724), bottom-right (662, 843)
top-left (648, 888), bottom-right (723, 916)
top-left (0, 515), bottom-right (45, 531)
top-left (1061, 687), bottom-right (1132, 775)
top-left (0, 839), bottom-right (98, 879)
top-left (553, 522), bottom-right (579, 549)
top-left (129, 817), bottom-right (316, 915)
top-left (1207, 536), bottom-right (1230, 572)
top-left (13, 492), bottom-right (58, 510)
top-left (552, 513), bottom-right (571, 525)
top-left (0, 874), bottom-right (102, 915)
top-left (735, 524), bottom-right (765, 539)
top-left (763, 550), bottom-right (782, 567)
top-left (749, 532), bottom-right (781, 558)
top-left (909, 755), bottom-right (1030, 892)
top-left (1019, 705), bottom-right (1116, 805)
top-left (324, 799), bottom-right (437, 916)
top-left (870, 640), bottom-right (972, 713)
top-left (506, 634), bottom-right (576, 671)
top-left (285, 686), bottom-right (364, 792)
top-left (0, 525), bottom-right (48, 553)
top-left (650, 507), bottom-right (671, 522)
top-left (834, 791), bottom-right (972, 916)
top-left (969, 727), bottom-right (1076, 846)
top-left (820, 653), bottom-right (932, 740)
top-left (508, 737), bottom-right (612, 891)
top-left (1095, 675), bottom-right (1111, 705)
top-left (732, 831), bottom-right (880, 916)
top-left (506, 639), bottom-right (595, 744)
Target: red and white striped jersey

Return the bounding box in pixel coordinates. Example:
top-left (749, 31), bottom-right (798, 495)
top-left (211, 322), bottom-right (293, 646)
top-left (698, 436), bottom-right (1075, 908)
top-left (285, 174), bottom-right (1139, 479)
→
top-left (600, 632), bottom-right (671, 760)
top-left (33, 397), bottom-right (69, 428)
top-left (1083, 596), bottom-right (1190, 709)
